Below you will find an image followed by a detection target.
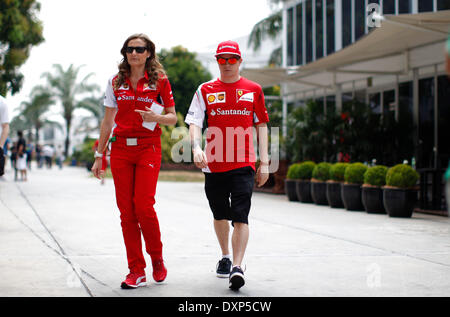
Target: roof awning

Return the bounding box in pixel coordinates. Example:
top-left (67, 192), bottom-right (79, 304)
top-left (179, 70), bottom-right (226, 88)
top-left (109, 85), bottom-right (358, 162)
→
top-left (241, 10), bottom-right (450, 96)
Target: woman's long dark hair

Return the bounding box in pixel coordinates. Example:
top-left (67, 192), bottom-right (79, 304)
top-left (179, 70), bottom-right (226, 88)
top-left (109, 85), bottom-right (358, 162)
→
top-left (114, 33), bottom-right (166, 89)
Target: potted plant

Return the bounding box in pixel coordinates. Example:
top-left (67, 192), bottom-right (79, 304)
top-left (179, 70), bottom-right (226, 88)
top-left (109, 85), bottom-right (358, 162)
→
top-left (295, 161), bottom-right (316, 203)
top-left (341, 162), bottom-right (368, 211)
top-left (285, 163), bottom-right (301, 201)
top-left (362, 165), bottom-right (388, 214)
top-left (383, 164), bottom-right (419, 218)
top-left (311, 162), bottom-right (331, 205)
top-left (326, 163), bottom-right (348, 208)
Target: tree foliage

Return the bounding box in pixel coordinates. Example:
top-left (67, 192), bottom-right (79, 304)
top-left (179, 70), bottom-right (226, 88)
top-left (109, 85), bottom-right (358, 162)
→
top-left (286, 99), bottom-right (413, 166)
top-left (41, 64), bottom-right (100, 156)
top-left (248, 12), bottom-right (282, 51)
top-left (16, 85), bottom-right (59, 144)
top-left (0, 0), bottom-right (44, 96)
top-left (160, 112), bottom-right (188, 163)
top-left (159, 46), bottom-right (212, 117)
top-left (286, 100), bottom-right (341, 163)
top-left (248, 0), bottom-right (286, 66)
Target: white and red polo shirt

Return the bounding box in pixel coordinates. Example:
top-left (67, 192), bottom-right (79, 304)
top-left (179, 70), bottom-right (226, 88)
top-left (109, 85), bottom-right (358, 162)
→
top-left (104, 72), bottom-right (175, 138)
top-left (185, 77), bottom-right (269, 173)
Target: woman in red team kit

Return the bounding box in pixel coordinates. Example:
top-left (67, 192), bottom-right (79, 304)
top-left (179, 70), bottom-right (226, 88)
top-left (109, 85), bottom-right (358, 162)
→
top-left (92, 33), bottom-right (177, 289)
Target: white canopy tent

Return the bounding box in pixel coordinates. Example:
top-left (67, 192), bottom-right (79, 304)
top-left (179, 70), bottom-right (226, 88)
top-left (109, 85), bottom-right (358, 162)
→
top-left (241, 10), bottom-right (450, 137)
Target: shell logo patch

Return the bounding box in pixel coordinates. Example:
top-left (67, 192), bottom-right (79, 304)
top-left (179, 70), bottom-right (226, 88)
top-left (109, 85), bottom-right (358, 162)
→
top-left (207, 94), bottom-right (216, 104)
top-left (207, 92), bottom-right (226, 104)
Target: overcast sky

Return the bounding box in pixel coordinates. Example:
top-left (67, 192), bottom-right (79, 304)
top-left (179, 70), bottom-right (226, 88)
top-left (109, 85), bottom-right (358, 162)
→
top-left (7, 0), bottom-right (276, 117)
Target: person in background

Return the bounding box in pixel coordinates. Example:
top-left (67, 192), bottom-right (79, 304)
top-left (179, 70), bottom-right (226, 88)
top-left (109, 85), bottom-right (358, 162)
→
top-left (16, 131), bottom-right (27, 181)
top-left (10, 142), bottom-right (18, 181)
top-left (3, 137), bottom-right (10, 168)
top-left (91, 33), bottom-right (177, 289)
top-left (0, 95), bottom-right (10, 178)
top-left (55, 145), bottom-right (64, 169)
top-left (36, 144), bottom-right (43, 168)
top-left (42, 144), bottom-right (54, 169)
top-left (26, 140), bottom-right (33, 170)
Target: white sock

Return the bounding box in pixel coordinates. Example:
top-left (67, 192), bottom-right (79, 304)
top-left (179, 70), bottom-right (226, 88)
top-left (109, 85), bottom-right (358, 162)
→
top-left (222, 254), bottom-right (231, 260)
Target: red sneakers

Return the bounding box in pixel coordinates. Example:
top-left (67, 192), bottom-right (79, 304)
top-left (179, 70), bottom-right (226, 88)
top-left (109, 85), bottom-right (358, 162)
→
top-left (121, 272), bottom-right (147, 289)
top-left (120, 259), bottom-right (166, 288)
top-left (152, 258), bottom-right (167, 283)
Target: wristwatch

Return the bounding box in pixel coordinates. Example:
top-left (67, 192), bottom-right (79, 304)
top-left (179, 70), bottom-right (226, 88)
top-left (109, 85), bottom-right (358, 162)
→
top-left (94, 151), bottom-right (103, 159)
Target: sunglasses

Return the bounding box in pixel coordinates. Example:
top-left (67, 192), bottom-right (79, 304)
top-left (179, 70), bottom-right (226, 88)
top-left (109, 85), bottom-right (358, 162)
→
top-left (126, 46), bottom-right (147, 54)
top-left (217, 57), bottom-right (240, 65)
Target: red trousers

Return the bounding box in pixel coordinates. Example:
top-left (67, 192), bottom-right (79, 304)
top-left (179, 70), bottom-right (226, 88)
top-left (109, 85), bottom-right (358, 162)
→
top-left (110, 138), bottom-right (163, 274)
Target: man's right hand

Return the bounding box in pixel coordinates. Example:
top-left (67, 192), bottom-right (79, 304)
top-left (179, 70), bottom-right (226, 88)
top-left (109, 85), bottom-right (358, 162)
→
top-left (192, 146), bottom-right (208, 169)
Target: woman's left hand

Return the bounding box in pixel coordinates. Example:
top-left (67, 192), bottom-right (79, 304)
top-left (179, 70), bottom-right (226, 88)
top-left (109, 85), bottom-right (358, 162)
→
top-left (135, 106), bottom-right (160, 122)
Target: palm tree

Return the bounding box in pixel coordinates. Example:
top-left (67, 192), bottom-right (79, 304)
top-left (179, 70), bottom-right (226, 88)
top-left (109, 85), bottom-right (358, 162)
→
top-left (74, 95), bottom-right (104, 134)
top-left (18, 86), bottom-right (59, 146)
top-left (41, 64), bottom-right (99, 156)
top-left (248, 0), bottom-right (285, 66)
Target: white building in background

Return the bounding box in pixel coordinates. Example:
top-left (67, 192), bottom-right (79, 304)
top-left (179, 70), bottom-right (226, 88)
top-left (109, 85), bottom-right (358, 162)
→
top-left (241, 0), bottom-right (450, 212)
top-left (33, 109), bottom-right (98, 157)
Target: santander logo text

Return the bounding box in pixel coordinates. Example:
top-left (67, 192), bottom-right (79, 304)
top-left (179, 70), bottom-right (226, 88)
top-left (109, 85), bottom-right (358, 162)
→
top-left (211, 108), bottom-right (252, 116)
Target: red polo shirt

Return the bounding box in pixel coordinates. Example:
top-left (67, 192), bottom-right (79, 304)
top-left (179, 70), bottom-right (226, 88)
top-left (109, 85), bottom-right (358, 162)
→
top-left (185, 77), bottom-right (269, 173)
top-left (104, 72), bottom-right (175, 137)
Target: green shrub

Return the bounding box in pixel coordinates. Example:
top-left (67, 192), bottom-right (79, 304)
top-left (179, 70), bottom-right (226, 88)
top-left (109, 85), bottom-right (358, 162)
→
top-left (72, 138), bottom-right (96, 164)
top-left (386, 164), bottom-right (419, 188)
top-left (286, 163), bottom-right (302, 179)
top-left (364, 165), bottom-right (388, 187)
top-left (329, 163), bottom-right (349, 181)
top-left (312, 162), bottom-right (332, 181)
top-left (287, 161), bottom-right (316, 179)
top-left (344, 162), bottom-right (368, 184)
top-left (297, 161), bottom-right (316, 180)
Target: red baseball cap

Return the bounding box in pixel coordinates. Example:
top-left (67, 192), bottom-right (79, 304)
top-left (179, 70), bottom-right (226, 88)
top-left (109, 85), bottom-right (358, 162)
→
top-left (215, 40), bottom-right (241, 58)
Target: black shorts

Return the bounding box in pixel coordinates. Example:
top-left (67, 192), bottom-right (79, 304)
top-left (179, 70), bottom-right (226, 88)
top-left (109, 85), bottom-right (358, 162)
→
top-left (204, 166), bottom-right (255, 225)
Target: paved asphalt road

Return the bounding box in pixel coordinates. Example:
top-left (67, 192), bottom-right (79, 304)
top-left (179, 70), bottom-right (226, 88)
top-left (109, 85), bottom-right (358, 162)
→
top-left (1, 164), bottom-right (449, 297)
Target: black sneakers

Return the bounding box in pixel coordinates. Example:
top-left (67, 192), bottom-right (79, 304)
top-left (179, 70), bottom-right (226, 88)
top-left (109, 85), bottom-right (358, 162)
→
top-left (216, 257), bottom-right (232, 278)
top-left (217, 258), bottom-right (245, 290)
top-left (229, 266), bottom-right (245, 290)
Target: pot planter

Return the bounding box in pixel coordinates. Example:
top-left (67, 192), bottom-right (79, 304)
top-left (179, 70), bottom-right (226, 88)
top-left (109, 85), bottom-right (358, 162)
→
top-left (362, 186), bottom-right (386, 214)
top-left (296, 179), bottom-right (313, 203)
top-left (341, 183), bottom-right (364, 211)
top-left (383, 187), bottom-right (418, 218)
top-left (311, 180), bottom-right (328, 205)
top-left (326, 181), bottom-right (344, 208)
top-left (285, 179), bottom-right (299, 201)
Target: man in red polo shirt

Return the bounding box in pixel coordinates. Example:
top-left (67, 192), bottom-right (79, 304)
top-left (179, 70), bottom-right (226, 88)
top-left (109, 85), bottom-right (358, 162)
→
top-left (185, 40), bottom-right (269, 290)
